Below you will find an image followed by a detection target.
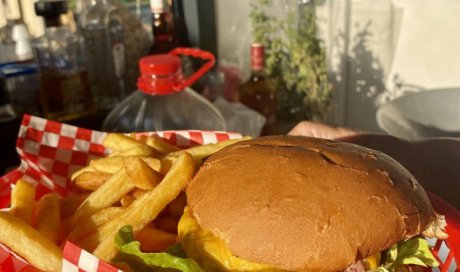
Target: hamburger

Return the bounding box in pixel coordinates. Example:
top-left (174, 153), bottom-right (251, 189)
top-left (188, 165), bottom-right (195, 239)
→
top-left (176, 136), bottom-right (447, 272)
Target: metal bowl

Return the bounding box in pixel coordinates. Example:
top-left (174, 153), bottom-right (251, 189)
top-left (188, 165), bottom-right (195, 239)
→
top-left (377, 88), bottom-right (460, 140)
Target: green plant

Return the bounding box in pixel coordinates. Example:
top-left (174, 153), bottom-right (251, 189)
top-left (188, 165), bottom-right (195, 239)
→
top-left (250, 0), bottom-right (331, 121)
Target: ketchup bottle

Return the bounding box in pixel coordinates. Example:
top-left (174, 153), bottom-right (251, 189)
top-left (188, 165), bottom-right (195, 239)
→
top-left (102, 48), bottom-right (226, 132)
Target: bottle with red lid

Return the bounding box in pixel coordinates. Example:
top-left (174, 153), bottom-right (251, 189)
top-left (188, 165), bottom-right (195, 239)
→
top-left (238, 43), bottom-right (277, 135)
top-left (102, 48), bottom-right (226, 132)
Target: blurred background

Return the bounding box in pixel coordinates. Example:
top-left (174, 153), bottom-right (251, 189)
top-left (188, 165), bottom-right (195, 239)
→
top-left (1, 0), bottom-right (460, 173)
top-left (218, 0), bottom-right (460, 133)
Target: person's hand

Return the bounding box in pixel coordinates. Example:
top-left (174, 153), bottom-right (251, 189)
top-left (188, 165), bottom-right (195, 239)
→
top-left (288, 121), bottom-right (360, 140)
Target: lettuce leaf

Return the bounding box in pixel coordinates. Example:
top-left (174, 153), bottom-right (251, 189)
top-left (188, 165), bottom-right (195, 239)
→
top-left (114, 225), bottom-right (204, 272)
top-left (396, 238), bottom-right (439, 267)
top-left (368, 237), bottom-right (439, 272)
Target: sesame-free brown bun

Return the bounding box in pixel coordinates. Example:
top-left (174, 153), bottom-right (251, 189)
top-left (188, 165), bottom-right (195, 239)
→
top-left (185, 136), bottom-right (437, 272)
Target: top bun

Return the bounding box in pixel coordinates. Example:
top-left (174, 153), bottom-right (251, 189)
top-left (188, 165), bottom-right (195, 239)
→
top-left (186, 136), bottom-right (436, 271)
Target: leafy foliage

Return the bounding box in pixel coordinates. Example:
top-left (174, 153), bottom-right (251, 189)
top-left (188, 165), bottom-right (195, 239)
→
top-left (250, 0), bottom-right (332, 121)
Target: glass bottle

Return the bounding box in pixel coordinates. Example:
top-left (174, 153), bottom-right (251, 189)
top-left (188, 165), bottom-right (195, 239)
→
top-left (170, 0), bottom-right (194, 78)
top-left (31, 0), bottom-right (95, 121)
top-left (147, 0), bottom-right (175, 55)
top-left (238, 43), bottom-right (276, 135)
top-left (103, 48), bottom-right (226, 132)
top-left (79, 0), bottom-right (128, 110)
top-left (171, 0), bottom-right (189, 47)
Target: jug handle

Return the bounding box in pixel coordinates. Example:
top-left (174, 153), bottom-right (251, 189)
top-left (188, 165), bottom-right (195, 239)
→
top-left (169, 47), bottom-right (216, 91)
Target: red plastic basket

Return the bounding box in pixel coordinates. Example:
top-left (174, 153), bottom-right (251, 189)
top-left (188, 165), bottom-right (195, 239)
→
top-left (0, 115), bottom-right (459, 271)
top-left (427, 192), bottom-right (460, 271)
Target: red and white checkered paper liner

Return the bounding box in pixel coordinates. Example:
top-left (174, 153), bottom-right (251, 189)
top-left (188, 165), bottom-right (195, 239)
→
top-left (0, 115), bottom-right (242, 272)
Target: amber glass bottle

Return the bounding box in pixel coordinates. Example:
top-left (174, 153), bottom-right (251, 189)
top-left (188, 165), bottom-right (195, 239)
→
top-left (147, 0), bottom-right (175, 54)
top-left (238, 43), bottom-right (276, 135)
top-left (32, 0), bottom-right (95, 121)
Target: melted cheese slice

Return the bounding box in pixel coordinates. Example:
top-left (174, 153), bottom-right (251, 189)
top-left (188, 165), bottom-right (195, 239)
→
top-left (178, 208), bottom-right (283, 272)
top-left (363, 252), bottom-right (381, 270)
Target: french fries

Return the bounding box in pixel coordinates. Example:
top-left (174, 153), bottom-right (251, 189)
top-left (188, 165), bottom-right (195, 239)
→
top-left (124, 157), bottom-right (162, 190)
top-left (67, 207), bottom-right (125, 242)
top-left (92, 152), bottom-right (195, 261)
top-left (160, 136), bottom-right (251, 172)
top-left (90, 156), bottom-right (162, 174)
top-left (165, 136), bottom-right (250, 162)
top-left (69, 169), bottom-right (135, 228)
top-left (103, 133), bottom-right (154, 153)
top-left (139, 134), bottom-right (181, 154)
top-left (71, 166), bottom-right (95, 181)
top-left (116, 145), bottom-right (158, 157)
top-left (0, 131), bottom-right (250, 271)
top-left (131, 189), bottom-right (147, 199)
top-left (136, 225), bottom-right (177, 252)
top-left (103, 133), bottom-right (159, 156)
top-left (120, 194), bottom-right (135, 207)
top-left (155, 215), bottom-right (179, 234)
top-left (61, 193), bottom-right (88, 219)
top-left (0, 212), bottom-right (62, 271)
top-left (10, 179), bottom-right (36, 225)
top-left (74, 171), bottom-right (112, 191)
top-left (35, 193), bottom-right (61, 244)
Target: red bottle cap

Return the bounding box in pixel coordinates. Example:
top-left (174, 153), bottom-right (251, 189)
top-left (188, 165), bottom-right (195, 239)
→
top-left (137, 54), bottom-right (185, 95)
top-left (137, 48), bottom-right (216, 95)
top-left (139, 54), bottom-right (182, 76)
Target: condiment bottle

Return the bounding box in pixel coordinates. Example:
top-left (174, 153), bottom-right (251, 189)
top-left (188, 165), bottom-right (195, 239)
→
top-left (238, 43), bottom-right (276, 135)
top-left (147, 0), bottom-right (175, 55)
top-left (79, 0), bottom-right (128, 110)
top-left (146, 0), bottom-right (195, 77)
top-left (31, 0), bottom-right (95, 121)
top-left (102, 48), bottom-right (226, 132)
